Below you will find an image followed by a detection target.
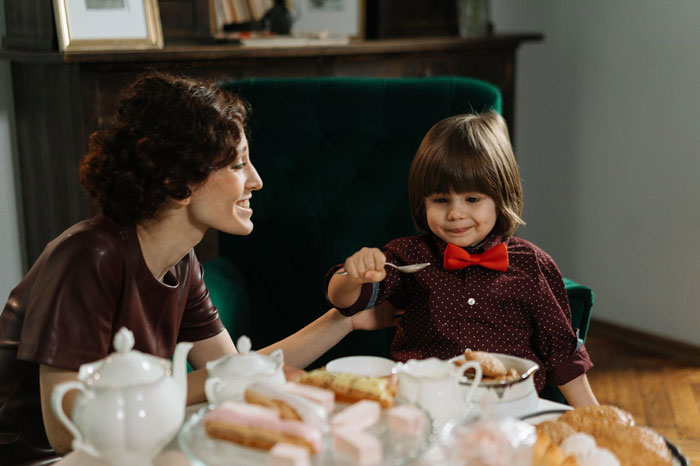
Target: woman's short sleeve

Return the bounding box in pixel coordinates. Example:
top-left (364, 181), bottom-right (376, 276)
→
top-left (177, 251), bottom-right (226, 342)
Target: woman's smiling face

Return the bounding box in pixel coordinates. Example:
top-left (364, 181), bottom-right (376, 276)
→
top-left (186, 134), bottom-right (263, 236)
top-left (424, 191), bottom-right (497, 247)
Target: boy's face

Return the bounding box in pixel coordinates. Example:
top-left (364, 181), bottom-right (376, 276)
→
top-left (424, 191), bottom-right (498, 247)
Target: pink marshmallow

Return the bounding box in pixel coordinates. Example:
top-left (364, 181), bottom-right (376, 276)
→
top-left (387, 405), bottom-right (424, 435)
top-left (268, 442), bottom-right (311, 466)
top-left (330, 400), bottom-right (381, 432)
top-left (285, 382), bottom-right (335, 413)
top-left (332, 429), bottom-right (383, 465)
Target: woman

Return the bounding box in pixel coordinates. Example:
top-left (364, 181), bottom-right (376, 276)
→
top-left (0, 72), bottom-right (397, 464)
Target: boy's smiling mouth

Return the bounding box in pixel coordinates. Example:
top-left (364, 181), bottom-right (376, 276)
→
top-left (447, 227), bottom-right (472, 234)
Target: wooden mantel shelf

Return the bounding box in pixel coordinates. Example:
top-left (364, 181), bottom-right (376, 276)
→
top-left (1, 34), bottom-right (542, 64)
top-left (1, 33), bottom-right (542, 267)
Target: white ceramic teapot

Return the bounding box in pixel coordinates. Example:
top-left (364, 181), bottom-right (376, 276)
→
top-left (204, 335), bottom-right (285, 404)
top-left (392, 358), bottom-right (483, 426)
top-left (51, 327), bottom-right (193, 466)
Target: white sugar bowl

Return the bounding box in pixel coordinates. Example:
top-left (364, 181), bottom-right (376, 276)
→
top-left (204, 335), bottom-right (285, 404)
top-left (51, 327), bottom-right (193, 466)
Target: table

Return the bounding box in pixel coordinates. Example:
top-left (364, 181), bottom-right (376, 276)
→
top-left (56, 398), bottom-right (569, 465)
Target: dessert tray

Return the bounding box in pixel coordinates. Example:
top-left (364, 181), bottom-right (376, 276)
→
top-left (178, 402), bottom-right (436, 466)
top-left (520, 409), bottom-right (689, 466)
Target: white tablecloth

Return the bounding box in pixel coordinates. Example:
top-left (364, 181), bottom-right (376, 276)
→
top-left (57, 398), bottom-right (570, 465)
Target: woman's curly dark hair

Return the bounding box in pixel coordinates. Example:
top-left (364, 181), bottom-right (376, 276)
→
top-left (79, 71), bottom-right (249, 225)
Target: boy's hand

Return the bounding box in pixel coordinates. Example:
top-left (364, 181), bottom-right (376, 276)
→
top-left (343, 247), bottom-right (387, 283)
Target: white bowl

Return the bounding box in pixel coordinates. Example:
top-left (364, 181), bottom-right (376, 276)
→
top-left (449, 353), bottom-right (540, 418)
top-left (326, 355), bottom-right (396, 378)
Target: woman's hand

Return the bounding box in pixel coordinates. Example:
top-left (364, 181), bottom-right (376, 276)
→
top-left (283, 364), bottom-right (306, 382)
top-left (350, 301), bottom-right (403, 331)
top-left (343, 247), bottom-right (387, 283)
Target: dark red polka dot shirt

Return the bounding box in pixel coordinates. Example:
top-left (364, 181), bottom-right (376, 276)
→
top-left (327, 234), bottom-right (593, 392)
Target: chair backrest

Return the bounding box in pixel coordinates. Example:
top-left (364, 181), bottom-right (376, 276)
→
top-left (214, 77), bottom-right (502, 365)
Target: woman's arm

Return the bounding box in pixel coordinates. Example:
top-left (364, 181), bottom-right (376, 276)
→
top-left (558, 373), bottom-right (599, 407)
top-left (39, 365), bottom-right (80, 455)
top-left (185, 302), bottom-right (401, 403)
top-left (258, 308), bottom-right (353, 369)
top-left (186, 330), bottom-right (237, 405)
top-left (259, 302), bottom-right (400, 369)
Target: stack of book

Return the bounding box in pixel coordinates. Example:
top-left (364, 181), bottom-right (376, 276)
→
top-left (212, 0), bottom-right (275, 32)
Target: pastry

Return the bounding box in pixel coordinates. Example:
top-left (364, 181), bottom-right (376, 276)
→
top-left (387, 405), bottom-right (425, 435)
top-left (585, 424), bottom-right (672, 466)
top-left (244, 382), bottom-right (328, 433)
top-left (558, 405), bottom-right (635, 432)
top-left (536, 420), bottom-right (577, 445)
top-left (463, 350), bottom-right (508, 377)
top-left (203, 401), bottom-right (323, 454)
top-left (297, 369), bottom-right (396, 408)
top-left (285, 381), bottom-right (335, 413)
top-left (533, 433), bottom-right (579, 466)
top-left (268, 442), bottom-right (311, 466)
top-left (560, 434), bottom-right (619, 466)
top-left (458, 349), bottom-right (523, 382)
top-left (330, 400), bottom-right (381, 432)
top-left (332, 428), bottom-right (383, 465)
top-left (557, 405), bottom-right (672, 466)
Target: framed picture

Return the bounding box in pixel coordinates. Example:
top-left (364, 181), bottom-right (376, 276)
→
top-left (53, 0), bottom-right (164, 52)
top-left (292, 0), bottom-right (365, 38)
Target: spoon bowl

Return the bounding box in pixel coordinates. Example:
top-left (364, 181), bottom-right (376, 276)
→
top-left (335, 262), bottom-right (430, 275)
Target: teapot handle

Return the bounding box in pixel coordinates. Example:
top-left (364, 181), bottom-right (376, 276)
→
top-left (51, 381), bottom-right (87, 452)
top-left (204, 377), bottom-right (224, 404)
top-left (457, 361), bottom-right (483, 404)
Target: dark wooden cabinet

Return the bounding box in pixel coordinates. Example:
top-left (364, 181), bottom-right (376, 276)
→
top-left (1, 33), bottom-right (541, 267)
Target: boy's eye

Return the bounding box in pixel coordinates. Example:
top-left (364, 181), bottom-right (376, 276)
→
top-left (230, 162), bottom-right (246, 170)
top-left (432, 197), bottom-right (448, 203)
top-left (466, 196), bottom-right (480, 203)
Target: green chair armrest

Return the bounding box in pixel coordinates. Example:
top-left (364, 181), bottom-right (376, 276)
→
top-left (562, 277), bottom-right (594, 342)
top-left (202, 256), bottom-right (252, 341)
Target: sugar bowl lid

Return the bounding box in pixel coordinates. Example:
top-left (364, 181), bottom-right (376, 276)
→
top-left (206, 335), bottom-right (283, 377)
top-left (78, 327), bottom-right (168, 388)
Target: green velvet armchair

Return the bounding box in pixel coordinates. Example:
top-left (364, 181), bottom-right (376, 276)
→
top-left (202, 77), bottom-right (593, 403)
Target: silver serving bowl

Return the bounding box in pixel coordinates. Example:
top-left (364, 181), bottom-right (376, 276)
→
top-left (449, 353), bottom-right (540, 418)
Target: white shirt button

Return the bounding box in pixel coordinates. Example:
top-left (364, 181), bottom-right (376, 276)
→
top-left (467, 298), bottom-right (476, 305)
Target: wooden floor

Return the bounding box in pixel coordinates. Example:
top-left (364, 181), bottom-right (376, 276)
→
top-left (585, 321), bottom-right (700, 464)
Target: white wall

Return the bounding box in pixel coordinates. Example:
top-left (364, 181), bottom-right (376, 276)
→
top-left (491, 0), bottom-right (700, 345)
top-left (0, 0), bottom-right (24, 305)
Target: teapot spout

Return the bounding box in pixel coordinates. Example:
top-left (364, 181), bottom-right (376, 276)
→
top-left (172, 341), bottom-right (194, 401)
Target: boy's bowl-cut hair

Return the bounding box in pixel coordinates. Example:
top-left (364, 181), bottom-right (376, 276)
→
top-left (408, 112), bottom-right (524, 237)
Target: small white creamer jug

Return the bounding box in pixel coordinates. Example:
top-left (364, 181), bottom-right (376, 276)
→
top-left (392, 357), bottom-right (482, 426)
top-left (204, 335), bottom-right (285, 404)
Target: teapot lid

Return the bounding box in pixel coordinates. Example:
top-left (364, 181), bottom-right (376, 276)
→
top-left (206, 335), bottom-right (283, 377)
top-left (78, 327), bottom-right (168, 388)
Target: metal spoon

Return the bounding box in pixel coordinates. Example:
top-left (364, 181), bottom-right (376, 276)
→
top-left (335, 262), bottom-right (430, 275)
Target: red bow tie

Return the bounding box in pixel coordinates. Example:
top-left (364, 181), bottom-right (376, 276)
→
top-left (443, 242), bottom-right (509, 272)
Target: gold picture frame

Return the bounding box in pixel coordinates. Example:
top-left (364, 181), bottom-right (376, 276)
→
top-left (292, 0), bottom-right (365, 39)
top-left (53, 0), bottom-right (164, 52)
